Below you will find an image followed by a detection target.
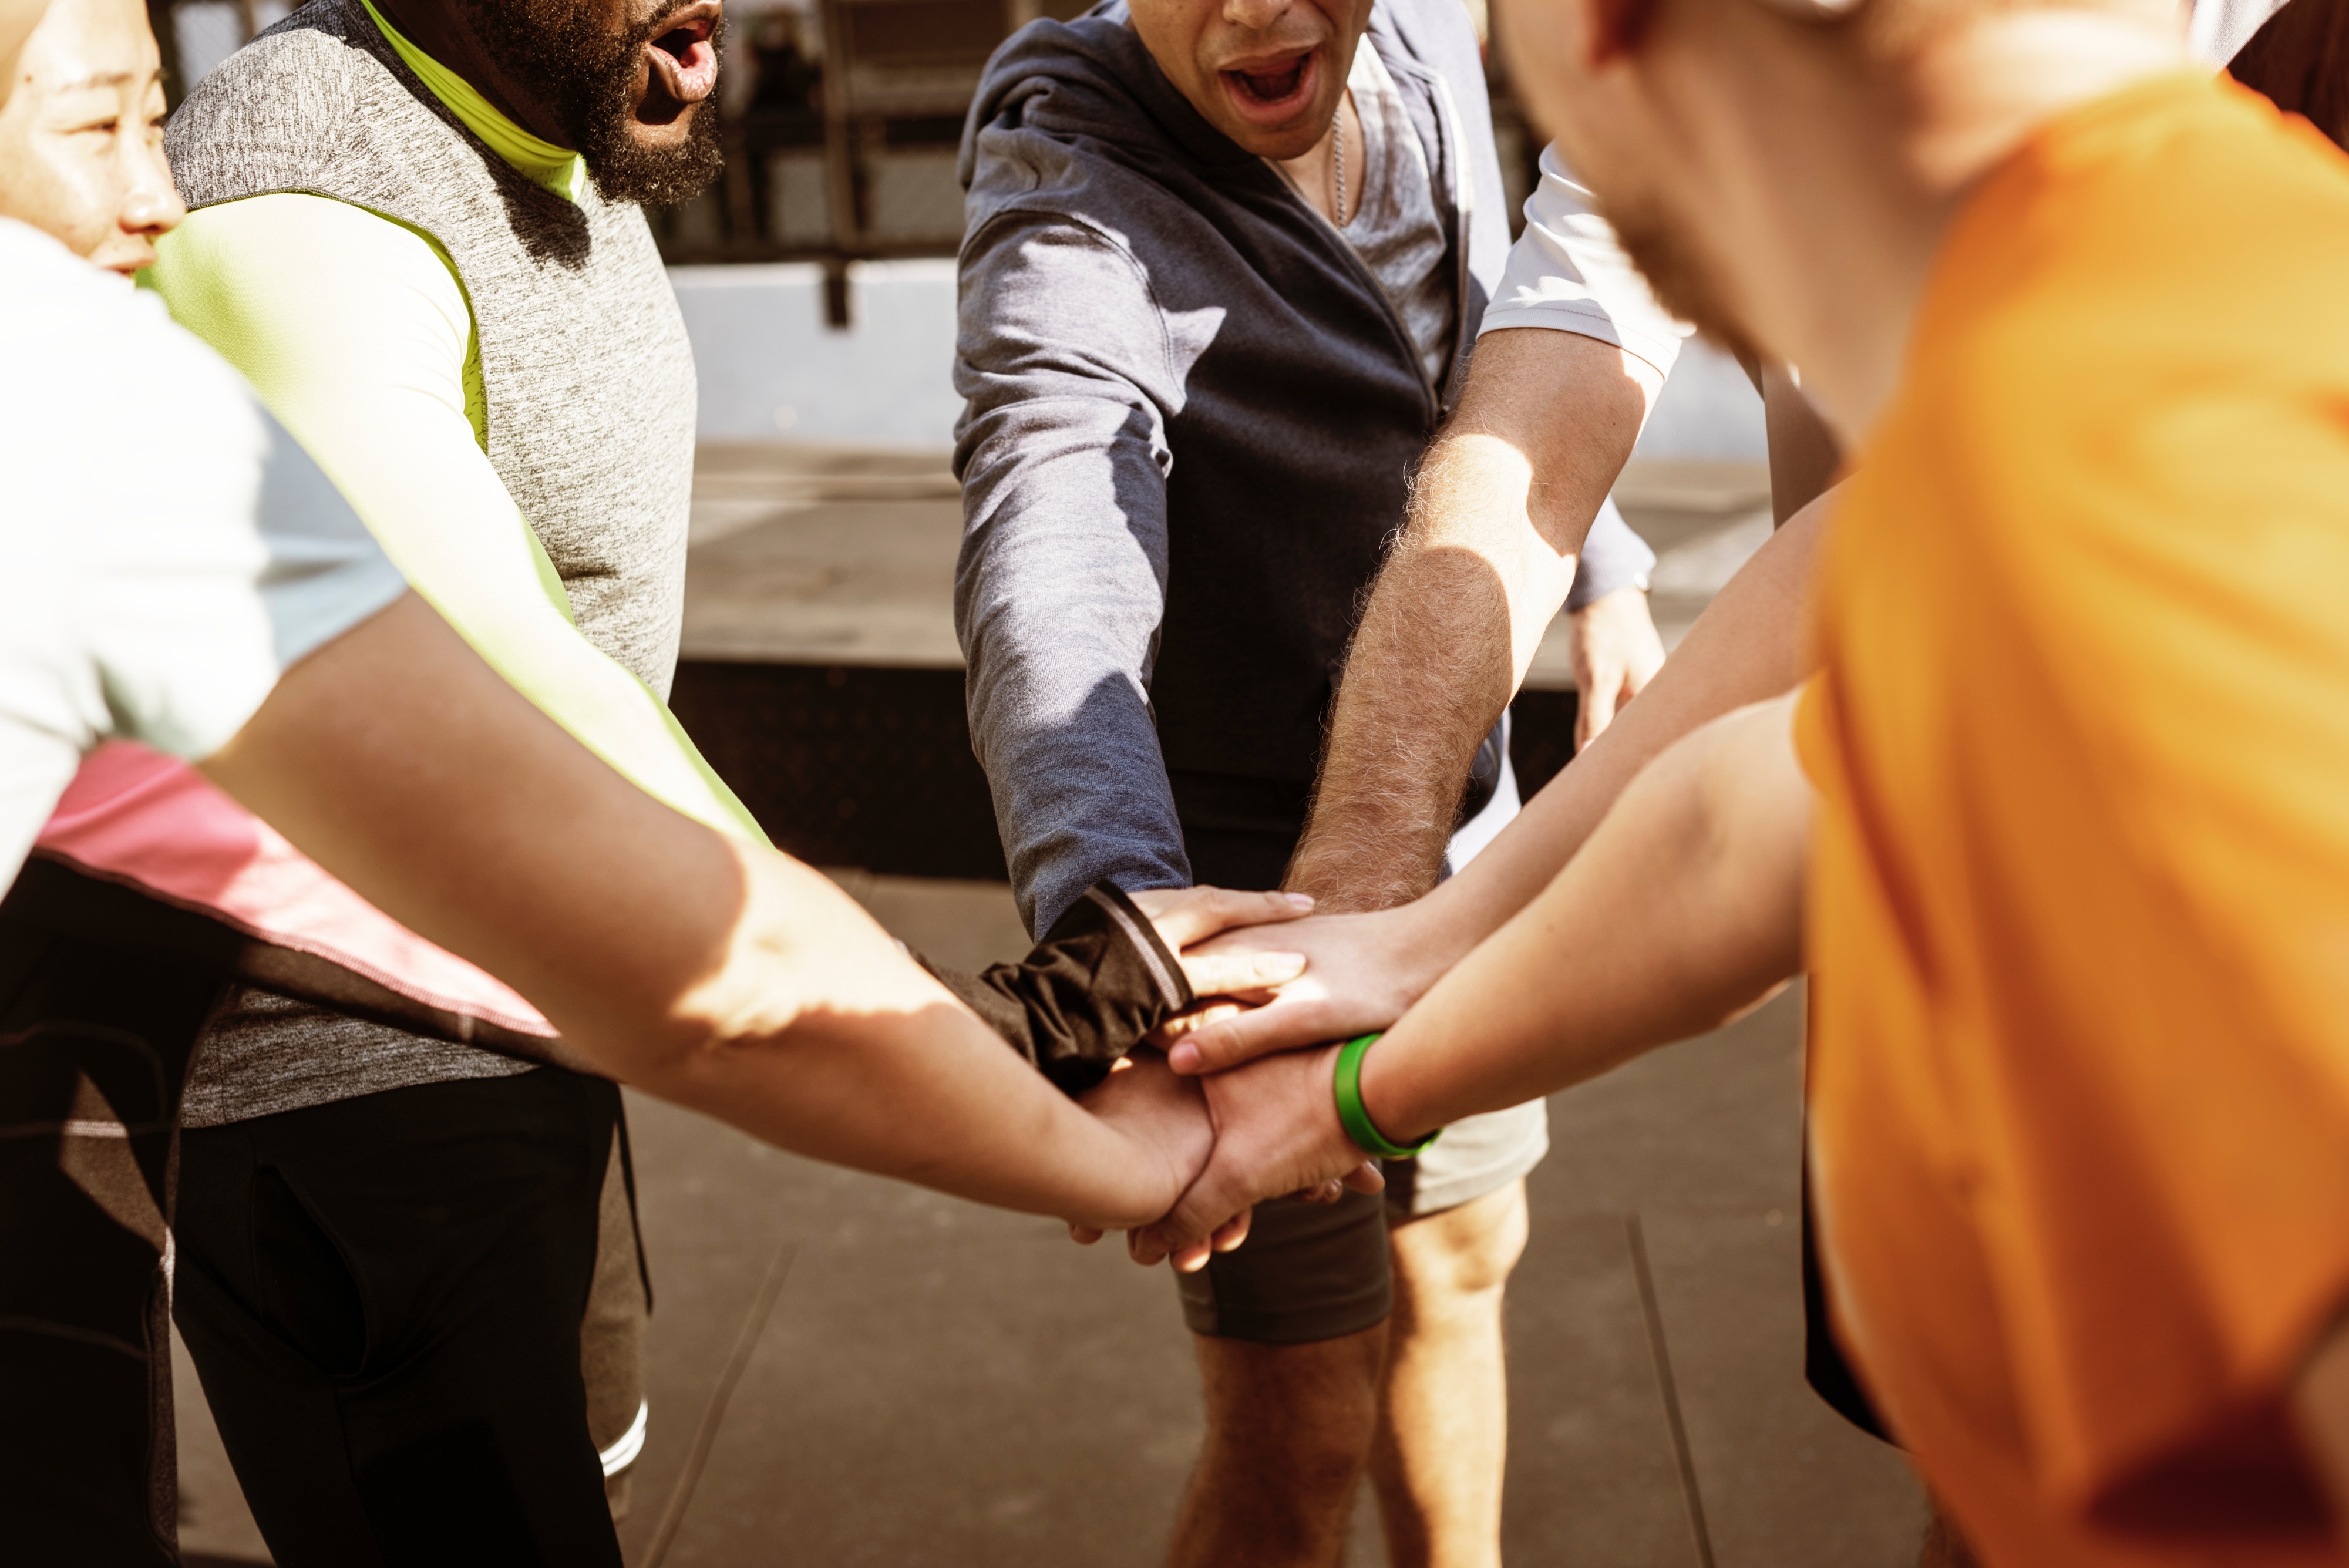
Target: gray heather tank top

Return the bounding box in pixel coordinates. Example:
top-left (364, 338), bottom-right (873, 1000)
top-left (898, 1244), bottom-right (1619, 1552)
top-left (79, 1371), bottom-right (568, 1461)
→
top-left (167, 0), bottom-right (698, 1124)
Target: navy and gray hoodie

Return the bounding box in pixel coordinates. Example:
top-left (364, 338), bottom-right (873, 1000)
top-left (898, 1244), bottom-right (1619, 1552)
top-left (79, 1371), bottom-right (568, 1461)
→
top-left (954, 0), bottom-right (1654, 935)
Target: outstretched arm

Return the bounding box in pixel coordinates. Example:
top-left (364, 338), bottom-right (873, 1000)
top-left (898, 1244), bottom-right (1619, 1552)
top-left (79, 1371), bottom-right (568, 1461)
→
top-left (1283, 327), bottom-right (1660, 910)
top-left (1169, 490), bottom-right (1831, 1072)
top-left (1139, 689), bottom-right (1813, 1260)
top-left (201, 593), bottom-right (1214, 1232)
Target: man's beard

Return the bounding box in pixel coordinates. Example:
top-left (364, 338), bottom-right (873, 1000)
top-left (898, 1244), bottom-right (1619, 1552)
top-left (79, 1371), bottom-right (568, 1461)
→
top-left (459, 0), bottom-right (725, 206)
top-left (1605, 192), bottom-right (1762, 365)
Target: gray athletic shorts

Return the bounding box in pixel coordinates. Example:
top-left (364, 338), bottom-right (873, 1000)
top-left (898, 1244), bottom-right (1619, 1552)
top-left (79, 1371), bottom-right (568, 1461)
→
top-left (1173, 1098), bottom-right (1549, 1342)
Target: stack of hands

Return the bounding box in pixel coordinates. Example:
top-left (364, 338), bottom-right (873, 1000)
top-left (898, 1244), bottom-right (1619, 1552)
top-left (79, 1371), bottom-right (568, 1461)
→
top-left (1067, 886), bottom-right (1429, 1270)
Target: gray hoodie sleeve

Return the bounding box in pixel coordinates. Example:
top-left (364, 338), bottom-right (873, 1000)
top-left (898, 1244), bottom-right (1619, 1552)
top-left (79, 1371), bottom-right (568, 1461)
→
top-left (954, 211), bottom-right (1199, 937)
top-left (1566, 499), bottom-right (1656, 611)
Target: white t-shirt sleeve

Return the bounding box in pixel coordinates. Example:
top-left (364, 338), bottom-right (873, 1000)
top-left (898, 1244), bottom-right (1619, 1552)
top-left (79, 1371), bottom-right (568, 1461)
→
top-left (1479, 143), bottom-right (1692, 381)
top-left (0, 220), bottom-right (408, 884)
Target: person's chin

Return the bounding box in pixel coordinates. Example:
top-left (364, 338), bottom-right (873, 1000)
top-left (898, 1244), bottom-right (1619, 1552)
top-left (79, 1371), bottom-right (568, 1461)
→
top-left (622, 102), bottom-right (706, 150)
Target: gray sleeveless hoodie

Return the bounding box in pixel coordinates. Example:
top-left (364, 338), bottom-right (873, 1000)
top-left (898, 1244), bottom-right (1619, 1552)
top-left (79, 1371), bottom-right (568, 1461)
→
top-left (166, 0), bottom-right (698, 1123)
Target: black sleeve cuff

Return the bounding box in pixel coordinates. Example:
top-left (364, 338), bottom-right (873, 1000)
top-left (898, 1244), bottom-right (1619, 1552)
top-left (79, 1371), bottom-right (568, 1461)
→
top-left (917, 883), bottom-right (1193, 1095)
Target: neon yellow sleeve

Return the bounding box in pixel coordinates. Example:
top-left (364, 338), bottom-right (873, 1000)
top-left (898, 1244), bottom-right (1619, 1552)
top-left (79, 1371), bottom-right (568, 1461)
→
top-left (148, 193), bottom-right (768, 847)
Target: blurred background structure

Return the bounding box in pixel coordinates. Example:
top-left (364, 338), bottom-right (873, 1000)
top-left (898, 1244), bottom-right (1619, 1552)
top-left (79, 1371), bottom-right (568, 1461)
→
top-left (146, 5), bottom-right (1899, 1565)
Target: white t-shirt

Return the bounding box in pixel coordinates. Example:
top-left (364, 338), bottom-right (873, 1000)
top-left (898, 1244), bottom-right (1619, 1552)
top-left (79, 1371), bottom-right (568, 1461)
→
top-left (0, 218), bottom-right (409, 886)
top-left (2191, 0), bottom-right (2290, 65)
top-left (1479, 143), bottom-right (1692, 381)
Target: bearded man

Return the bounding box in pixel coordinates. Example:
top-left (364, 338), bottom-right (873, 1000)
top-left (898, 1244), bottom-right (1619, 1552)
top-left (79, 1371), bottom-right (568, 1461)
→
top-left (130, 1), bottom-right (726, 1560)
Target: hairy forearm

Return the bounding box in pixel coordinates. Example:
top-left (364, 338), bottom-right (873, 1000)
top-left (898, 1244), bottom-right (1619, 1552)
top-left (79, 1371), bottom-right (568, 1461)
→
top-left (1288, 329), bottom-right (1654, 910)
top-left (1286, 507), bottom-right (1530, 910)
top-left (1360, 694), bottom-right (1811, 1140)
top-left (1401, 490), bottom-right (1831, 980)
top-left (203, 595), bottom-right (1183, 1227)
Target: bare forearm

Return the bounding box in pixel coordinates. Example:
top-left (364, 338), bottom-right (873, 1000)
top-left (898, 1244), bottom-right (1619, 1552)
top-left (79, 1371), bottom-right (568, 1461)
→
top-left (1285, 515), bottom-right (1526, 909)
top-left (1404, 490), bottom-right (1830, 975)
top-left (641, 911), bottom-right (1188, 1229)
top-left (1141, 696), bottom-right (1812, 1258)
top-left (1360, 694), bottom-right (1811, 1140)
top-left (1289, 328), bottom-right (1654, 909)
top-left (1762, 365), bottom-right (1843, 527)
top-left (203, 595), bottom-right (1184, 1227)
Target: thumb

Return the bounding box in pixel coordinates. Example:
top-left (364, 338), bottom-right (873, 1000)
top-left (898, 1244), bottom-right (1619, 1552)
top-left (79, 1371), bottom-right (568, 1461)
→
top-left (1166, 995), bottom-right (1338, 1075)
top-left (1148, 1155), bottom-right (1264, 1259)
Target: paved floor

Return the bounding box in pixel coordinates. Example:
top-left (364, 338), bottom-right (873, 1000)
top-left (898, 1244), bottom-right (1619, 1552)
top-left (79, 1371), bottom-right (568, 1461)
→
top-left (173, 446), bottom-right (1925, 1565)
top-left (175, 877), bottom-right (1925, 1566)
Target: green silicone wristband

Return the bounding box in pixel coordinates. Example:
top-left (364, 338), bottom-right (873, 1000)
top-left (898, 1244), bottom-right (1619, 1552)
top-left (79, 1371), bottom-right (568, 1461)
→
top-left (1334, 1034), bottom-right (1439, 1160)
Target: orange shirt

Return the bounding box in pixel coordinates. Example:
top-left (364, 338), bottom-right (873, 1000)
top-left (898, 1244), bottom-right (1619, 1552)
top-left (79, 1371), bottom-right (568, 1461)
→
top-left (1799, 75), bottom-right (2349, 1566)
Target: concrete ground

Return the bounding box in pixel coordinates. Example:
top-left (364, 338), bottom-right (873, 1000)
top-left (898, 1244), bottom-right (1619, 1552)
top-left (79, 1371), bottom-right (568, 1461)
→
top-left (174, 447), bottom-right (1926, 1566)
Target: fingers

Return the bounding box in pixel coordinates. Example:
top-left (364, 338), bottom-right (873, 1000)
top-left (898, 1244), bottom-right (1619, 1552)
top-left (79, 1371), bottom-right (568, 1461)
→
top-left (1132, 1220), bottom-right (1174, 1267)
top-left (1155, 1214), bottom-right (1251, 1276)
top-left (1145, 1159), bottom-right (1263, 1259)
top-left (1341, 1160), bottom-right (1385, 1195)
top-left (1165, 996), bottom-right (1340, 1074)
top-left (1149, 998), bottom-right (1246, 1049)
top-left (1068, 1223), bottom-right (1105, 1244)
top-left (1130, 885), bottom-right (1314, 951)
top-left (1179, 948), bottom-right (1305, 998)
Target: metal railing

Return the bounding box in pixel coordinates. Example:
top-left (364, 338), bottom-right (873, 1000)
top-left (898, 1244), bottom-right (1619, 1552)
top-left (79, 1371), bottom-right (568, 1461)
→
top-left (652, 0), bottom-right (1091, 324)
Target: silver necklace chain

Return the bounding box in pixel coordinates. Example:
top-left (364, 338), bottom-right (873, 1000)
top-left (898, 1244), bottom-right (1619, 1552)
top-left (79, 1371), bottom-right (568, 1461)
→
top-left (1331, 107), bottom-right (1347, 226)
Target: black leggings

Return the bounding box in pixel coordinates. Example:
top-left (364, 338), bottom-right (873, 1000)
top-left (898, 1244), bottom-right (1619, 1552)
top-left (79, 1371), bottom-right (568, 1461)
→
top-left (0, 910), bottom-right (228, 1567)
top-left (174, 1070), bottom-right (623, 1568)
top-left (1, 863), bottom-right (624, 1568)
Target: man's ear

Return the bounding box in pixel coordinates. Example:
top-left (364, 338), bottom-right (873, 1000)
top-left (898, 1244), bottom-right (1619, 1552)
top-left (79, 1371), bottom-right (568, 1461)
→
top-left (1586, 0), bottom-right (1660, 64)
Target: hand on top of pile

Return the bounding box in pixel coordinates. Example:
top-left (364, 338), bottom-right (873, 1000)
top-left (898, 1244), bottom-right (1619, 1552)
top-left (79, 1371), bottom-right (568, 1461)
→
top-left (1151, 903), bottom-right (1429, 1075)
top-left (1064, 897), bottom-right (1402, 1263)
top-left (1124, 884), bottom-right (1317, 1001)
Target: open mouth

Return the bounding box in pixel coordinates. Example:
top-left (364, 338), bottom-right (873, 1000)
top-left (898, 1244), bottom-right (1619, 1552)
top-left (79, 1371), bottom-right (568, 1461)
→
top-left (1219, 48), bottom-right (1318, 125)
top-left (645, 0), bottom-right (722, 106)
